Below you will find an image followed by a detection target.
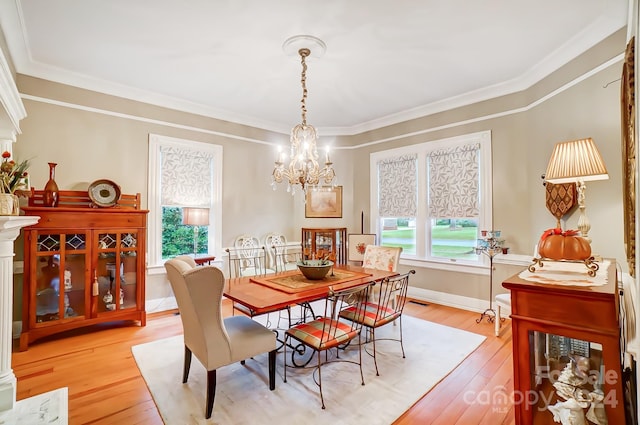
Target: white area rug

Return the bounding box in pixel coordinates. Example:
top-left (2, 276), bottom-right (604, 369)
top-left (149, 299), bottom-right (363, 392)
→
top-left (0, 387), bottom-right (68, 425)
top-left (132, 315), bottom-right (485, 425)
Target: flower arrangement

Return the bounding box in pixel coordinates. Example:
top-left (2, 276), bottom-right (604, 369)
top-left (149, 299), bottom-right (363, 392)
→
top-left (0, 151), bottom-right (30, 194)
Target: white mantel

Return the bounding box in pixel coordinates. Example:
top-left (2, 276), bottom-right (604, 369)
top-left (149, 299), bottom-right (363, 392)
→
top-left (0, 216), bottom-right (38, 411)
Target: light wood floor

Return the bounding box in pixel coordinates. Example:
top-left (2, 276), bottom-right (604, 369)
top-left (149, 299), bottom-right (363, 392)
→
top-left (11, 301), bottom-right (516, 425)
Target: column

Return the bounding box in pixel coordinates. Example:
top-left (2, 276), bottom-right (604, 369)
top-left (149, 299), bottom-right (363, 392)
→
top-left (0, 216), bottom-right (38, 411)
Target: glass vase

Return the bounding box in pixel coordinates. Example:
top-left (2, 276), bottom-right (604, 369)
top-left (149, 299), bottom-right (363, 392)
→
top-left (43, 162), bottom-right (59, 207)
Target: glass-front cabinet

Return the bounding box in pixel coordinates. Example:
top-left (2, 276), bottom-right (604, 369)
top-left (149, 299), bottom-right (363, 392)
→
top-left (20, 189), bottom-right (148, 350)
top-left (502, 260), bottom-right (626, 424)
top-left (301, 227), bottom-right (347, 264)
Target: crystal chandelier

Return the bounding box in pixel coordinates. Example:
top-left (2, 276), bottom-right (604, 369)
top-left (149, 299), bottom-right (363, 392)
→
top-left (272, 36), bottom-right (336, 195)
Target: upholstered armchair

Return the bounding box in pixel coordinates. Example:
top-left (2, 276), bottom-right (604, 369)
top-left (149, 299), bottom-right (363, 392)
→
top-left (164, 258), bottom-right (277, 419)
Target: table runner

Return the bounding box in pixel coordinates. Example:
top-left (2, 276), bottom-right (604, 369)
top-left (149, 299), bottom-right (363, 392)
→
top-left (250, 269), bottom-right (372, 293)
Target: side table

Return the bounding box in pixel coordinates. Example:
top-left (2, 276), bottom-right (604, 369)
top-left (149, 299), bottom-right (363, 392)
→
top-left (194, 255), bottom-right (216, 266)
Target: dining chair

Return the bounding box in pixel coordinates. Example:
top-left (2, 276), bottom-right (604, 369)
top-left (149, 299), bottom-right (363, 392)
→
top-left (164, 258), bottom-right (277, 419)
top-left (283, 282), bottom-right (372, 409)
top-left (266, 234), bottom-right (303, 273)
top-left (339, 270), bottom-right (415, 376)
top-left (227, 235), bottom-right (270, 277)
top-left (362, 245), bottom-right (402, 272)
top-left (362, 245), bottom-right (403, 326)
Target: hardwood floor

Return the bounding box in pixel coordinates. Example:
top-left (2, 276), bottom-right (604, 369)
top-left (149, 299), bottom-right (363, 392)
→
top-left (11, 300), bottom-right (515, 424)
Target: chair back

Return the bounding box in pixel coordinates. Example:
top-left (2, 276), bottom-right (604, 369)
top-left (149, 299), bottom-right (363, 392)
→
top-left (172, 255), bottom-right (198, 268)
top-left (264, 233), bottom-right (286, 269)
top-left (362, 245), bottom-right (402, 272)
top-left (226, 235), bottom-right (268, 277)
top-left (164, 258), bottom-right (232, 368)
top-left (371, 270), bottom-right (415, 324)
top-left (315, 283), bottom-right (371, 349)
top-left (270, 240), bottom-right (303, 273)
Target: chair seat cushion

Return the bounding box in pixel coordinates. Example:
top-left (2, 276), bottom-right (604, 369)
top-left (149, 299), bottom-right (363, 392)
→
top-left (340, 302), bottom-right (399, 328)
top-left (224, 315), bottom-right (276, 362)
top-left (286, 317), bottom-right (358, 350)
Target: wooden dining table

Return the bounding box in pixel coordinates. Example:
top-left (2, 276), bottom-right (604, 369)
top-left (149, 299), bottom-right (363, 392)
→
top-left (223, 264), bottom-right (396, 316)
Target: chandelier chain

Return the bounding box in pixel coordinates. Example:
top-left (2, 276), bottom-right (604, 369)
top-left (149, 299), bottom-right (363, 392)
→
top-left (299, 48), bottom-right (309, 126)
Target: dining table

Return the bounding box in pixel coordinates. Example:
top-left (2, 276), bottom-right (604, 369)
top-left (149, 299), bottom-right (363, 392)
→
top-left (223, 264), bottom-right (397, 317)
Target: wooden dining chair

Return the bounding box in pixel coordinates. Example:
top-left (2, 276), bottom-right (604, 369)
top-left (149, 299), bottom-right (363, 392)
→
top-left (339, 270), bottom-right (415, 376)
top-left (283, 282), bottom-right (372, 409)
top-left (164, 258), bottom-right (277, 419)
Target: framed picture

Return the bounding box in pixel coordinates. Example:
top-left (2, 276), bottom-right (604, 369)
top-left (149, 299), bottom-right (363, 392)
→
top-left (305, 186), bottom-right (342, 218)
top-left (347, 233), bottom-right (376, 262)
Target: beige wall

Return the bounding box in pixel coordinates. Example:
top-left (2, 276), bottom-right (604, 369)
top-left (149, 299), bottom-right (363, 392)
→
top-left (8, 28), bottom-right (629, 314)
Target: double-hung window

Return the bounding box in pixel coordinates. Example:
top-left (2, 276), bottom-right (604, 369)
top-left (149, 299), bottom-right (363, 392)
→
top-left (370, 130), bottom-right (492, 267)
top-left (148, 134), bottom-right (222, 267)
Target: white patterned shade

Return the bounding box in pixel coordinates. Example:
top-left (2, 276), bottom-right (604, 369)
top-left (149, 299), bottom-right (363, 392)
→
top-left (377, 154), bottom-right (417, 217)
top-left (161, 146), bottom-right (214, 207)
top-left (427, 143), bottom-right (480, 218)
top-left (545, 138), bottom-right (609, 183)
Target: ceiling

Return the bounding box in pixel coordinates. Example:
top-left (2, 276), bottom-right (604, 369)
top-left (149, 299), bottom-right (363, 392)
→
top-left (0, 0), bottom-right (629, 136)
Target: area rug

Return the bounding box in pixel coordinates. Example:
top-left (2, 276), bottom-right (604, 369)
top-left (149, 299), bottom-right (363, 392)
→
top-left (132, 315), bottom-right (485, 425)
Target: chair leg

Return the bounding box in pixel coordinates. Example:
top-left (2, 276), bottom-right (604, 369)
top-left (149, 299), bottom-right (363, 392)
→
top-left (183, 345), bottom-right (192, 383)
top-left (317, 350), bottom-right (325, 409)
top-left (283, 333), bottom-right (288, 383)
top-left (268, 349), bottom-right (276, 390)
top-left (205, 369), bottom-right (216, 419)
top-left (358, 333), bottom-right (365, 386)
top-left (371, 327), bottom-right (380, 376)
top-left (495, 305), bottom-right (502, 336)
top-left (398, 316), bottom-right (406, 359)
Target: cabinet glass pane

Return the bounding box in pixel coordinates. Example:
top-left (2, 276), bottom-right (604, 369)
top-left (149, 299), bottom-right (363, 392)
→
top-left (35, 233), bottom-right (87, 323)
top-left (96, 231), bottom-right (138, 313)
top-left (63, 254), bottom-right (85, 318)
top-left (528, 330), bottom-right (609, 424)
top-left (121, 253), bottom-right (137, 310)
top-left (35, 255), bottom-right (60, 322)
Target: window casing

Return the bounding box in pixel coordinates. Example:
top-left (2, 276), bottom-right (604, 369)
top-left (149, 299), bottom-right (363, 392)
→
top-left (148, 134), bottom-right (223, 268)
top-left (370, 131), bottom-right (492, 269)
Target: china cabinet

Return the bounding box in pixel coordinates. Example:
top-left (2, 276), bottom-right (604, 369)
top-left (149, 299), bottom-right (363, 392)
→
top-left (19, 189), bottom-right (148, 350)
top-left (502, 260), bottom-right (626, 424)
top-left (301, 227), bottom-right (347, 264)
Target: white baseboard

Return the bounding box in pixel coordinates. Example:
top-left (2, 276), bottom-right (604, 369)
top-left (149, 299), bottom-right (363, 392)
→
top-left (407, 287), bottom-right (488, 313)
top-left (145, 296), bottom-right (178, 314)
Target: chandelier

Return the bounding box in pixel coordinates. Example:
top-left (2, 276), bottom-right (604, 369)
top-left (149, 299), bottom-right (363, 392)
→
top-left (272, 36), bottom-right (336, 195)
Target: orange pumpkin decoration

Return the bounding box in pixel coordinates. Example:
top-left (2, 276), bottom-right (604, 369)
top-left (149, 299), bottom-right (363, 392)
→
top-left (538, 228), bottom-right (591, 260)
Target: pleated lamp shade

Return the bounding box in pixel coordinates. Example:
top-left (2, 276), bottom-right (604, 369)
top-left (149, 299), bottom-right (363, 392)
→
top-left (544, 138), bottom-right (609, 183)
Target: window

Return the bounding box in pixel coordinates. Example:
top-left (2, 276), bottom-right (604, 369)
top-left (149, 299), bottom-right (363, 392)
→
top-left (370, 131), bottom-right (492, 267)
top-left (148, 134), bottom-right (222, 267)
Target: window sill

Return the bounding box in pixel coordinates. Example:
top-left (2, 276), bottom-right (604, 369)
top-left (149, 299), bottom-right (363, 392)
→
top-left (401, 253), bottom-right (531, 275)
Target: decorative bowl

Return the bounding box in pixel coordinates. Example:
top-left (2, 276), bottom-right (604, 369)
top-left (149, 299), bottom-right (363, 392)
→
top-left (297, 260), bottom-right (334, 280)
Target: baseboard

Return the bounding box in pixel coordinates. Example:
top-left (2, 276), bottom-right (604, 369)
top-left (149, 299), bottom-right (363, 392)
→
top-left (407, 287), bottom-right (488, 313)
top-left (145, 296), bottom-right (178, 314)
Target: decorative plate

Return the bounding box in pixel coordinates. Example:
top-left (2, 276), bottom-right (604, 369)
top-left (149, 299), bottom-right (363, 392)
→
top-left (88, 179), bottom-right (121, 207)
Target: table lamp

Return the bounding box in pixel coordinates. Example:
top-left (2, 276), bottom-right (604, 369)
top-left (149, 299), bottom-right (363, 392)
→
top-left (182, 207), bottom-right (210, 255)
top-left (544, 138), bottom-right (608, 242)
